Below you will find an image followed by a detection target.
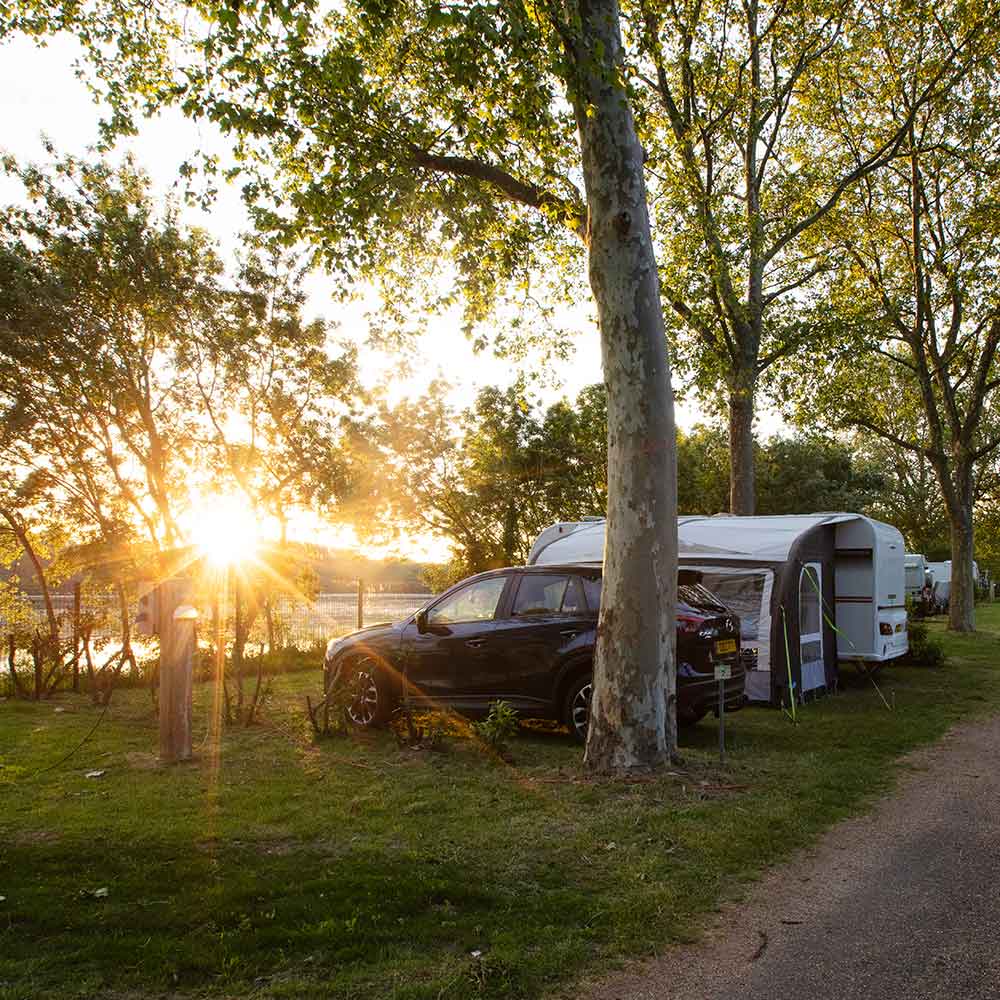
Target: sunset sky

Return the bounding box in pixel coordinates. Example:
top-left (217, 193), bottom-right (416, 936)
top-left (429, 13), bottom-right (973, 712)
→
top-left (2, 32), bottom-right (778, 562)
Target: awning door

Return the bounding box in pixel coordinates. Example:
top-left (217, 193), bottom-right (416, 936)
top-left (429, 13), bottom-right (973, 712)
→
top-left (799, 563), bottom-right (825, 692)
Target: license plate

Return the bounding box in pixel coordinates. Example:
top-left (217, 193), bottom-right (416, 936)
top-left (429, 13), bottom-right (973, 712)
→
top-left (715, 639), bottom-right (737, 655)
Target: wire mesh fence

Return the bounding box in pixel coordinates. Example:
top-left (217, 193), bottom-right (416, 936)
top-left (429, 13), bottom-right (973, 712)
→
top-left (5, 587), bottom-right (433, 651)
top-left (266, 591), bottom-right (432, 647)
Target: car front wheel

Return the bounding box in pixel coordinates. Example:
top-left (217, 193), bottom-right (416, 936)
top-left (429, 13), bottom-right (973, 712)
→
top-left (562, 673), bottom-right (593, 744)
top-left (345, 656), bottom-right (395, 728)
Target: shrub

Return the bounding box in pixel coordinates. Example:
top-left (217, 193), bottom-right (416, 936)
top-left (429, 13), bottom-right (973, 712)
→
top-left (472, 700), bottom-right (519, 755)
top-left (905, 618), bottom-right (946, 667)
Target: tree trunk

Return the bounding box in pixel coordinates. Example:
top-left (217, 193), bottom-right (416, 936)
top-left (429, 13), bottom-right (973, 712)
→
top-left (234, 575), bottom-right (245, 718)
top-left (572, 0), bottom-right (678, 772)
top-left (947, 468), bottom-right (975, 633)
top-left (0, 507), bottom-right (60, 648)
top-left (728, 380), bottom-right (756, 515)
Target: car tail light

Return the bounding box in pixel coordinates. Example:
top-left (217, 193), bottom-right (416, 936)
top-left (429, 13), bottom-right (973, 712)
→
top-left (677, 615), bottom-right (703, 634)
top-left (879, 622), bottom-right (893, 636)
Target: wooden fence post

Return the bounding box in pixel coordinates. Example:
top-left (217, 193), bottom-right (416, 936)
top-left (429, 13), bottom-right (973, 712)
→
top-left (158, 579), bottom-right (196, 764)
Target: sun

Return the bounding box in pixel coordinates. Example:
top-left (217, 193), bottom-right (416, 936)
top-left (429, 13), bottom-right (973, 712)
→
top-left (188, 494), bottom-right (262, 568)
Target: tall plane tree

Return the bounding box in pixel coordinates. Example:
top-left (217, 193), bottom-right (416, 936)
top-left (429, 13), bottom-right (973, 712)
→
top-left (633, 0), bottom-right (988, 513)
top-left (4, 0), bottom-right (680, 770)
top-left (790, 14), bottom-right (1000, 631)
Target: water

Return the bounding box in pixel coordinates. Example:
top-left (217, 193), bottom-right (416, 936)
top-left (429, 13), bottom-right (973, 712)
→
top-left (5, 591), bottom-right (434, 649)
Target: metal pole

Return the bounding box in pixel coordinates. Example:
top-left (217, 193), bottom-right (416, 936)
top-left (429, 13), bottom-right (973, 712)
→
top-left (718, 677), bottom-right (726, 764)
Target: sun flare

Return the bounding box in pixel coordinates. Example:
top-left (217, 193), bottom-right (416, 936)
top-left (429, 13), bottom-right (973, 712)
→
top-left (188, 494), bottom-right (262, 568)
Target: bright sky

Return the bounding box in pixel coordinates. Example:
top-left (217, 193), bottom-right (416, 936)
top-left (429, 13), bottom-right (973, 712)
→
top-left (1, 33), bottom-right (608, 409)
top-left (1, 33), bottom-right (782, 563)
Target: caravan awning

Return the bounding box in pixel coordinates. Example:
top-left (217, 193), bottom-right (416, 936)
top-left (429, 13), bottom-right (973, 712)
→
top-left (531, 514), bottom-right (863, 566)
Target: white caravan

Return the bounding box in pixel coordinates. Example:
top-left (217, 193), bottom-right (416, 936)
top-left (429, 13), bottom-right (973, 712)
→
top-left (528, 513), bottom-right (909, 706)
top-left (928, 560), bottom-right (951, 608)
top-left (904, 553), bottom-right (931, 599)
top-left (927, 559), bottom-right (979, 609)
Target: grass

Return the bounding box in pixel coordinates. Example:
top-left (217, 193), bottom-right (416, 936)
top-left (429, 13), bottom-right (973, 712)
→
top-left (2, 606), bottom-right (1000, 999)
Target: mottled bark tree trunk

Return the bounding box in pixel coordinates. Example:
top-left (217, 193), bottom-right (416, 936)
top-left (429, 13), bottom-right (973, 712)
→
top-left (572, 0), bottom-right (678, 772)
top-left (728, 378), bottom-right (756, 515)
top-left (946, 466), bottom-right (975, 633)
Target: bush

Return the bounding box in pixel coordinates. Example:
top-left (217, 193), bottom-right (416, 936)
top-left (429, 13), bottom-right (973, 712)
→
top-left (472, 700), bottom-right (519, 755)
top-left (905, 618), bottom-right (946, 667)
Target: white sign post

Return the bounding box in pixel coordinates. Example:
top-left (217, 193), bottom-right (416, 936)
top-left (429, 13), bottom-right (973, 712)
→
top-left (714, 663), bottom-right (731, 763)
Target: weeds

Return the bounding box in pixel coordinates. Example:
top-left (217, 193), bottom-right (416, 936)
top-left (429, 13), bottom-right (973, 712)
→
top-left (472, 700), bottom-right (519, 757)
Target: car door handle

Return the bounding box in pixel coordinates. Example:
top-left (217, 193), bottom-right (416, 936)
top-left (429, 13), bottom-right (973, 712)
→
top-left (560, 629), bottom-right (579, 639)
top-left (466, 639), bottom-right (487, 649)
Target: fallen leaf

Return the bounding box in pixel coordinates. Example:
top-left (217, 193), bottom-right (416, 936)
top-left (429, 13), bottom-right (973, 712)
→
top-left (84, 770), bottom-right (106, 779)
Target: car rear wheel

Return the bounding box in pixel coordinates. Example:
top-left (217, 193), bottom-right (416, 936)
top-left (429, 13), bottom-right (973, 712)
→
top-left (345, 656), bottom-right (394, 728)
top-left (562, 673), bottom-right (593, 744)
top-left (677, 706), bottom-right (708, 728)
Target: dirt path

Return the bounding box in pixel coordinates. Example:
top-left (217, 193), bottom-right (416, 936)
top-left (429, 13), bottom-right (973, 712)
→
top-left (575, 714), bottom-right (1000, 1000)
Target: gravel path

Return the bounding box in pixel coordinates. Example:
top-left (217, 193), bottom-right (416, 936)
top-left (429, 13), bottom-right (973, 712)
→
top-left (576, 714), bottom-right (1000, 1000)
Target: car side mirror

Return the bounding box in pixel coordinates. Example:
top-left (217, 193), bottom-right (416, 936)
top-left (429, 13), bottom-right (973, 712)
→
top-left (415, 610), bottom-right (429, 634)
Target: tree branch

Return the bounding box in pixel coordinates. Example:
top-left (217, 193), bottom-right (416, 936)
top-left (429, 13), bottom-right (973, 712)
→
top-left (409, 147), bottom-right (586, 238)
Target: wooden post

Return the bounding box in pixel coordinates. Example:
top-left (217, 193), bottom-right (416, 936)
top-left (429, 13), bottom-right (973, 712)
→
top-left (72, 581), bottom-right (81, 693)
top-left (233, 573), bottom-right (244, 720)
top-left (356, 578), bottom-right (364, 630)
top-left (32, 631), bottom-right (42, 701)
top-left (158, 578), bottom-right (196, 763)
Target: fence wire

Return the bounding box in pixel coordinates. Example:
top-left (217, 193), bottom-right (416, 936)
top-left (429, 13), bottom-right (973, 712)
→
top-left (5, 590), bottom-right (433, 652)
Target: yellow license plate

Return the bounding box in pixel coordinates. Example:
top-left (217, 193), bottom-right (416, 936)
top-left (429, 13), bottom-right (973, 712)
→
top-left (715, 639), bottom-right (737, 655)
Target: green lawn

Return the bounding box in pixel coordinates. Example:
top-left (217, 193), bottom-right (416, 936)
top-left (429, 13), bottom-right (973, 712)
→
top-left (2, 607), bottom-right (1000, 999)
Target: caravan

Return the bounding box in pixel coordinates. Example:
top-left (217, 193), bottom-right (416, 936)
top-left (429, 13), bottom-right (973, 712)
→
top-left (904, 554), bottom-right (931, 600)
top-left (529, 513), bottom-right (909, 707)
top-left (927, 560), bottom-right (951, 612)
top-left (926, 559), bottom-right (980, 612)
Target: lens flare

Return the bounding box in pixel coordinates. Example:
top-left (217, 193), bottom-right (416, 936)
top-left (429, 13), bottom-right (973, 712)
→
top-left (189, 494), bottom-right (261, 567)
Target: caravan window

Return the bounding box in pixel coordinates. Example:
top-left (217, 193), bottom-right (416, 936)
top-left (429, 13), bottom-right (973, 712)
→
top-left (697, 573), bottom-right (766, 642)
top-left (800, 565), bottom-right (822, 635)
top-left (581, 575), bottom-right (603, 612)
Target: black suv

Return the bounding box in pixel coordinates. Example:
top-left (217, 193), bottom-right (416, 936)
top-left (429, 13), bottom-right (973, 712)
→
top-left (324, 565), bottom-right (746, 741)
